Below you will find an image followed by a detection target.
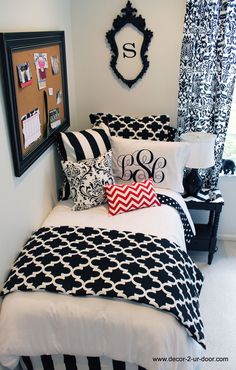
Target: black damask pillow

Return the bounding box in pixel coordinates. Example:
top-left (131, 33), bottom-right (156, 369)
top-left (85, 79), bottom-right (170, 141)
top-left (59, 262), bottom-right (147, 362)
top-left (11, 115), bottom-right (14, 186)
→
top-left (89, 113), bottom-right (177, 142)
top-left (62, 151), bottom-right (114, 211)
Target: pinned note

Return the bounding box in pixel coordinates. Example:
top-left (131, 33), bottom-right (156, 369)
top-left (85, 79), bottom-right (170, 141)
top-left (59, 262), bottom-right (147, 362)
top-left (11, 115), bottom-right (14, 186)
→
top-left (21, 108), bottom-right (41, 149)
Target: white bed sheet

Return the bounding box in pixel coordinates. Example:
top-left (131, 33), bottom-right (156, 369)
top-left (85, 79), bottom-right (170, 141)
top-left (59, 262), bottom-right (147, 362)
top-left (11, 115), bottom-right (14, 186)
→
top-left (0, 189), bottom-right (201, 370)
top-left (42, 188), bottom-right (195, 251)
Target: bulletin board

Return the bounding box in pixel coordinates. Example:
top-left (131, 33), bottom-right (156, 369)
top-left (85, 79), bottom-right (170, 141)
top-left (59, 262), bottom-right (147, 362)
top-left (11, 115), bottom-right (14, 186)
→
top-left (0, 31), bottom-right (70, 176)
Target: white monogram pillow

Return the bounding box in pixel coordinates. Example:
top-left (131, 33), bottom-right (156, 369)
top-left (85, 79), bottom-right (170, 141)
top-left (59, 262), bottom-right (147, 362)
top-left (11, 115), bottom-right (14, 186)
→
top-left (111, 137), bottom-right (190, 193)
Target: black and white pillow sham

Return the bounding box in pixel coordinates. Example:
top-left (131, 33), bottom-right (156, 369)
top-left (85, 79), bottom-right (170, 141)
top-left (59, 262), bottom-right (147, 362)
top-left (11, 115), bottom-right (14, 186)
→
top-left (62, 151), bottom-right (114, 211)
top-left (57, 124), bottom-right (111, 162)
top-left (89, 113), bottom-right (177, 142)
top-left (56, 124), bottom-right (111, 200)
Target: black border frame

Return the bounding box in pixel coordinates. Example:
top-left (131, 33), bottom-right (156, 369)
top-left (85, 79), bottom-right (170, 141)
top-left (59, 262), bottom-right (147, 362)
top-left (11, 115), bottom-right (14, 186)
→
top-left (0, 31), bottom-right (70, 177)
top-left (106, 1), bottom-right (153, 88)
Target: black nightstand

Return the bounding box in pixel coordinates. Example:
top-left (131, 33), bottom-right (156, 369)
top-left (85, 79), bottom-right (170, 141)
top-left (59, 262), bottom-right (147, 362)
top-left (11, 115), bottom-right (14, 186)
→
top-left (183, 189), bottom-right (224, 265)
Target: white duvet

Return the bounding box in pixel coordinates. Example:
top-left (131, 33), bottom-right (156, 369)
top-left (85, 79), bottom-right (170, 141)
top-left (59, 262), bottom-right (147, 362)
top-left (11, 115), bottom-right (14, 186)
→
top-left (0, 189), bottom-right (202, 370)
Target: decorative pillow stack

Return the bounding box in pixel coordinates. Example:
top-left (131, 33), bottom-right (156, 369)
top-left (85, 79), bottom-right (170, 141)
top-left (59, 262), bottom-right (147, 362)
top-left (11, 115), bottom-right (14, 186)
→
top-left (104, 178), bottom-right (161, 216)
top-left (57, 123), bottom-right (113, 203)
top-left (56, 113), bottom-right (186, 214)
top-left (62, 151), bottom-right (114, 211)
top-left (90, 113), bottom-right (177, 141)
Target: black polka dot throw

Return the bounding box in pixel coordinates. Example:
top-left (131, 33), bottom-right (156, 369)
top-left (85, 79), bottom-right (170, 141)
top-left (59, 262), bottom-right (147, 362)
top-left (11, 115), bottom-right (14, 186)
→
top-left (157, 194), bottom-right (194, 244)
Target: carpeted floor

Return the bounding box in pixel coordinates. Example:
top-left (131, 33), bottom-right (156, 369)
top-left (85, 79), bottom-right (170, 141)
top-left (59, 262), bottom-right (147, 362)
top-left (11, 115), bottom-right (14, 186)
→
top-left (188, 240), bottom-right (236, 370)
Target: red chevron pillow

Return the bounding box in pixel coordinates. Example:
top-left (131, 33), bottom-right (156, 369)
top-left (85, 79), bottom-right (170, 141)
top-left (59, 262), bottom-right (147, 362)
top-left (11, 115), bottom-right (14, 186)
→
top-left (104, 178), bottom-right (161, 216)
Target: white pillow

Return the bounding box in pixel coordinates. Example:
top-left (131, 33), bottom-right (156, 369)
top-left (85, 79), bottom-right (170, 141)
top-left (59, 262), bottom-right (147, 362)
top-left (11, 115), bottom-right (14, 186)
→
top-left (111, 137), bottom-right (190, 193)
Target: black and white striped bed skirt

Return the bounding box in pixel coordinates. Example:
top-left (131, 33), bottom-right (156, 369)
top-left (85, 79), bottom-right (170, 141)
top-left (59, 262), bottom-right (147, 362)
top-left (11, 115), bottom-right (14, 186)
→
top-left (20, 355), bottom-right (146, 370)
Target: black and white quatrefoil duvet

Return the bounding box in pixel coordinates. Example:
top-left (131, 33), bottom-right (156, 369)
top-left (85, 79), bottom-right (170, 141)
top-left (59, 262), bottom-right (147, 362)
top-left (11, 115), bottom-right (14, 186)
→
top-left (2, 226), bottom-right (205, 348)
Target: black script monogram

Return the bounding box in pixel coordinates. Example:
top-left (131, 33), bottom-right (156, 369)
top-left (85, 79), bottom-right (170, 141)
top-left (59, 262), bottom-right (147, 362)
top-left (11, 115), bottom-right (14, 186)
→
top-left (117, 149), bottom-right (167, 183)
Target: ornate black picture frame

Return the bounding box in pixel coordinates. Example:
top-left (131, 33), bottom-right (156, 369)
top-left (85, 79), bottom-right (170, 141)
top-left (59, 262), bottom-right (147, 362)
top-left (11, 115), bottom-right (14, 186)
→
top-left (106, 1), bottom-right (153, 88)
top-left (0, 31), bottom-right (70, 177)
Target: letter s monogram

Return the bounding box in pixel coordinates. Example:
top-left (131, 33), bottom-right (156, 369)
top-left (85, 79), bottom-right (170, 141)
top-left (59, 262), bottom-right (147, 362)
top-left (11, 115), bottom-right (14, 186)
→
top-left (123, 43), bottom-right (136, 58)
top-left (126, 149), bottom-right (152, 182)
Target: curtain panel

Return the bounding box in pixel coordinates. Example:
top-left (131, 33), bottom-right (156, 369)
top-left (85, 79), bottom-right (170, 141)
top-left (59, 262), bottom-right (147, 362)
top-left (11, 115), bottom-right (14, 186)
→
top-left (177, 0), bottom-right (236, 189)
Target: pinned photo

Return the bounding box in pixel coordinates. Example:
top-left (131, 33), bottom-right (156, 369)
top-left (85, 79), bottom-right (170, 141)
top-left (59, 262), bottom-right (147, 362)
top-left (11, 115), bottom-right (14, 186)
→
top-left (51, 55), bottom-right (59, 75)
top-left (34, 53), bottom-right (48, 90)
top-left (17, 62), bottom-right (32, 88)
top-left (56, 90), bottom-right (63, 104)
top-left (49, 108), bottom-right (61, 129)
top-left (48, 87), bottom-right (54, 96)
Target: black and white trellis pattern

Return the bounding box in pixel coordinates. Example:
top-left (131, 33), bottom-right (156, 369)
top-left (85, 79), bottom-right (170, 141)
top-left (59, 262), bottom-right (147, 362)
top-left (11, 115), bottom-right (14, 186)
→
top-left (90, 113), bottom-right (177, 142)
top-left (2, 226), bottom-right (205, 348)
top-left (177, 0), bottom-right (236, 189)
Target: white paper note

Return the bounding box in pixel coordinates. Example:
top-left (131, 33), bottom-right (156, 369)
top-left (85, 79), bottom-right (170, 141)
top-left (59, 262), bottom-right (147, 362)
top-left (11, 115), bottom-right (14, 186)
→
top-left (22, 108), bottom-right (41, 149)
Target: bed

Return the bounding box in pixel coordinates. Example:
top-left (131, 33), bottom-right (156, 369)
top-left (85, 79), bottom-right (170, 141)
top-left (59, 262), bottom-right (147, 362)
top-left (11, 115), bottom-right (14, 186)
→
top-left (0, 114), bottom-right (205, 370)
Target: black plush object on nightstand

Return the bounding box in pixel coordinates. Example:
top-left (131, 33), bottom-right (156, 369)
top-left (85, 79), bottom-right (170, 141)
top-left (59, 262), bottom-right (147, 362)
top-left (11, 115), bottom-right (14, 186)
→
top-left (183, 168), bottom-right (203, 196)
top-left (183, 189), bottom-right (224, 264)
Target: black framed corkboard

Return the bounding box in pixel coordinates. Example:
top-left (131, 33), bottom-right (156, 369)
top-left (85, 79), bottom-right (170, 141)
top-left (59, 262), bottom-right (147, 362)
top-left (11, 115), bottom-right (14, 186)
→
top-left (0, 31), bottom-right (70, 176)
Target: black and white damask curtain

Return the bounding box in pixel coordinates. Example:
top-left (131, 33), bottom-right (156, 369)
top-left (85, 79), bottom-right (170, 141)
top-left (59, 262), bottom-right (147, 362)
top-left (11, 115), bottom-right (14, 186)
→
top-left (177, 0), bottom-right (236, 189)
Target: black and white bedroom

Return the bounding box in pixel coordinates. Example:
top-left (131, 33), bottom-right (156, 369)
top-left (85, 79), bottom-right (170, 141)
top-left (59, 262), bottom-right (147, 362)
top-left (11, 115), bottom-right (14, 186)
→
top-left (0, 1), bottom-right (235, 370)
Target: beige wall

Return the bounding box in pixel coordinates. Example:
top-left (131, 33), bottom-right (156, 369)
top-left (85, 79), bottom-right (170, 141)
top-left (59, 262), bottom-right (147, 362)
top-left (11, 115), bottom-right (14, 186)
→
top-left (0, 0), bottom-right (76, 284)
top-left (71, 0), bottom-right (187, 129)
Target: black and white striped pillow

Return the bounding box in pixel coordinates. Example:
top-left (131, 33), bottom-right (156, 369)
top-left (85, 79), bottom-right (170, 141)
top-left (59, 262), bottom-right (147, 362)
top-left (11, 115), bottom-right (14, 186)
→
top-left (57, 124), bottom-right (111, 200)
top-left (57, 124), bottom-right (111, 162)
top-left (20, 354), bottom-right (146, 370)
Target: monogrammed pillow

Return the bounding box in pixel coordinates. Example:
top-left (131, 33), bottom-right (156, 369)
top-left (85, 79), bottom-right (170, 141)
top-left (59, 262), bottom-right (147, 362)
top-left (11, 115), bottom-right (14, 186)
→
top-left (111, 137), bottom-right (190, 193)
top-left (62, 151), bottom-right (114, 211)
top-left (90, 113), bottom-right (177, 142)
